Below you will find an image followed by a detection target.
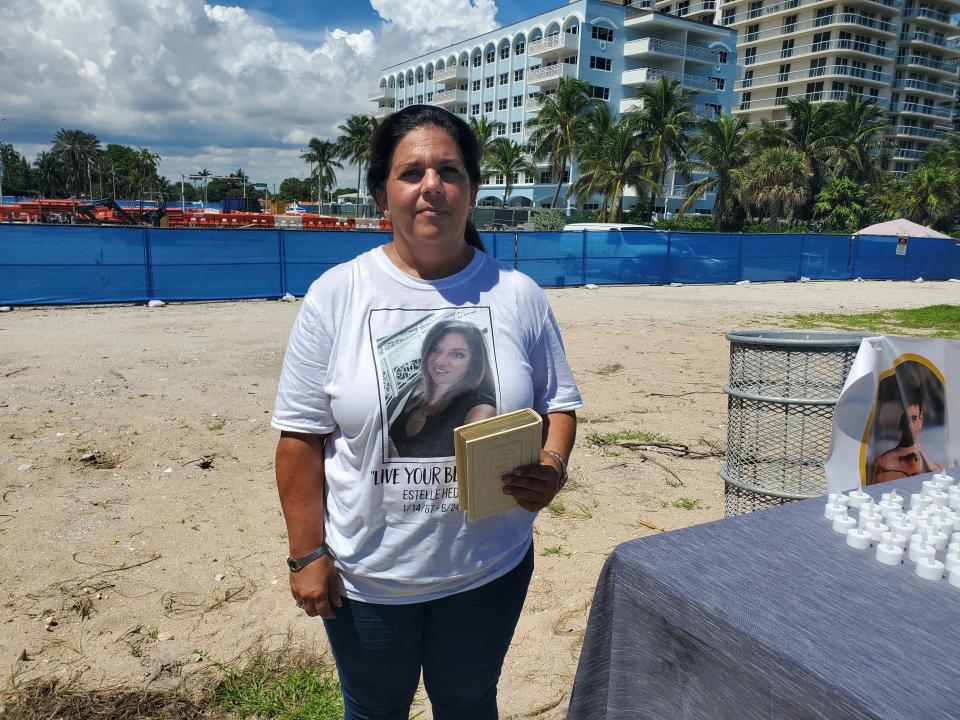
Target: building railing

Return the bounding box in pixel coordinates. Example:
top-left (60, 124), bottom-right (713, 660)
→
top-left (624, 37), bottom-right (722, 62)
top-left (743, 38), bottom-right (896, 66)
top-left (899, 31), bottom-right (960, 49)
top-left (736, 64), bottom-right (892, 89)
top-left (525, 95), bottom-right (544, 111)
top-left (901, 7), bottom-right (958, 24)
top-left (667, 1), bottom-right (719, 16)
top-left (740, 12), bottom-right (896, 44)
top-left (369, 86), bottom-right (395, 101)
top-left (737, 90), bottom-right (876, 111)
top-left (528, 63), bottom-right (578, 84)
top-left (433, 64), bottom-right (468, 83)
top-left (624, 67), bottom-right (719, 90)
top-left (527, 32), bottom-right (578, 56)
top-left (891, 148), bottom-right (925, 159)
top-left (891, 78), bottom-right (956, 95)
top-left (889, 102), bottom-right (953, 118)
top-left (888, 125), bottom-right (942, 139)
top-left (431, 88), bottom-right (468, 105)
top-left (725, 0), bottom-right (900, 26)
top-left (896, 54), bottom-right (960, 73)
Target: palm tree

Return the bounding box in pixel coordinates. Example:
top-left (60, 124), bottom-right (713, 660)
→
top-left (527, 77), bottom-right (595, 207)
top-left (336, 114), bottom-right (379, 215)
top-left (676, 114), bottom-right (752, 229)
top-left (572, 102), bottom-right (618, 219)
top-left (813, 177), bottom-right (869, 232)
top-left (753, 98), bottom-right (834, 215)
top-left (899, 161), bottom-right (959, 229)
top-left (825, 93), bottom-right (890, 184)
top-left (572, 114), bottom-right (659, 222)
top-left (50, 129), bottom-right (102, 198)
top-left (484, 138), bottom-right (536, 206)
top-left (630, 75), bottom-right (695, 213)
top-left (301, 138), bottom-right (342, 206)
top-left (34, 151), bottom-right (63, 198)
top-left (468, 116), bottom-right (505, 168)
top-left (744, 146), bottom-right (811, 231)
top-left (197, 168), bottom-right (212, 203)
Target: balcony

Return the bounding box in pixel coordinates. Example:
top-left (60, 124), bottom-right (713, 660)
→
top-left (736, 64), bottom-right (892, 90)
top-left (899, 32), bottom-right (960, 51)
top-left (901, 7), bottom-right (960, 29)
top-left (738, 12), bottom-right (896, 45)
top-left (369, 85), bottom-right (395, 102)
top-left (527, 62), bottom-right (578, 87)
top-left (888, 102), bottom-right (953, 118)
top-left (431, 88), bottom-right (469, 106)
top-left (663, 0), bottom-right (718, 16)
top-left (527, 32), bottom-right (579, 58)
top-left (891, 148), bottom-right (925, 160)
top-left (891, 78), bottom-right (956, 96)
top-left (888, 125), bottom-right (942, 139)
top-left (896, 55), bottom-right (960, 74)
top-left (623, 67), bottom-right (718, 90)
top-left (372, 106), bottom-right (394, 119)
top-left (433, 64), bottom-right (469, 84)
top-left (726, 0), bottom-right (900, 25)
top-left (735, 90), bottom-right (876, 111)
top-left (623, 37), bottom-right (722, 63)
top-left (525, 95), bottom-right (544, 111)
top-left (743, 39), bottom-right (895, 68)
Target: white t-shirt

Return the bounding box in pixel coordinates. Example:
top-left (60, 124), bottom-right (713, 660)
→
top-left (272, 246), bottom-right (582, 604)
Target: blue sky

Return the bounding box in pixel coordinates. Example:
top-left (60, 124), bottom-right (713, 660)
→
top-left (0, 0), bottom-right (568, 189)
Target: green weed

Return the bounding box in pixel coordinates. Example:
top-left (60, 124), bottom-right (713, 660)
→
top-left (672, 497), bottom-right (704, 510)
top-left (789, 304), bottom-right (960, 339)
top-left (586, 430), bottom-right (671, 446)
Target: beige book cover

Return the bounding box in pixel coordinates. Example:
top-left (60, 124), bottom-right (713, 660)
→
top-left (454, 409), bottom-right (542, 521)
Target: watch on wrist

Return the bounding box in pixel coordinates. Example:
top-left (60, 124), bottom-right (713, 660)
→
top-left (542, 449), bottom-right (568, 490)
top-left (287, 544), bottom-right (331, 572)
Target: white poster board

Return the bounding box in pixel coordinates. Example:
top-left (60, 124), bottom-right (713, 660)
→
top-left (825, 336), bottom-right (960, 492)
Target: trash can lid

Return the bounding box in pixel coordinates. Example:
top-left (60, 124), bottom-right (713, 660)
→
top-left (726, 329), bottom-right (872, 348)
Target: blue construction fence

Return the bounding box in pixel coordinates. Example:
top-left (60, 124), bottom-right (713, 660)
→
top-left (1, 224), bottom-right (959, 305)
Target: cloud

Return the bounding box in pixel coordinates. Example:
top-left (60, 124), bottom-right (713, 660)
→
top-left (0, 0), bottom-right (500, 187)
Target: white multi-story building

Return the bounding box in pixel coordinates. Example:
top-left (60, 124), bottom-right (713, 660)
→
top-left (707, 0), bottom-right (960, 175)
top-left (371, 0), bottom-right (738, 214)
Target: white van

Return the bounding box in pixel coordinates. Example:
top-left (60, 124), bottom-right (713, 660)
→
top-left (562, 222), bottom-right (654, 231)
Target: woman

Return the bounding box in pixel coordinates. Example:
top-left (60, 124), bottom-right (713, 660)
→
top-left (272, 104), bottom-right (581, 720)
top-left (389, 318), bottom-right (497, 458)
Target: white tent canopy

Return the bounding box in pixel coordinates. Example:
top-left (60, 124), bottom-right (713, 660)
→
top-left (853, 218), bottom-right (952, 239)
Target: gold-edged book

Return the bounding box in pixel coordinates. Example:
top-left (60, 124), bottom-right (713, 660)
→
top-left (454, 408), bottom-right (543, 521)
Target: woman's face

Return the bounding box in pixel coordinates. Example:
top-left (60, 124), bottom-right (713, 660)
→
top-left (427, 332), bottom-right (472, 388)
top-left (379, 125), bottom-right (478, 251)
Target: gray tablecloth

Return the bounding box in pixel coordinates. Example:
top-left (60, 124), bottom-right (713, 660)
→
top-left (568, 472), bottom-right (960, 720)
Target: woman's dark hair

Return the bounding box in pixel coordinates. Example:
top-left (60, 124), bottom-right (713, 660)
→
top-left (367, 105), bottom-right (485, 252)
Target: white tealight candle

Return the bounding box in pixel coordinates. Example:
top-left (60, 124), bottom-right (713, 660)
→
top-left (915, 557), bottom-right (945, 581)
top-left (833, 513), bottom-right (857, 534)
top-left (950, 495), bottom-right (960, 511)
top-left (935, 517), bottom-right (954, 536)
top-left (876, 542), bottom-right (904, 566)
top-left (883, 508), bottom-right (906, 525)
top-left (859, 509), bottom-right (880, 528)
top-left (847, 488), bottom-right (871, 508)
top-left (945, 553), bottom-right (960, 574)
top-left (908, 541), bottom-right (936, 563)
top-left (930, 491), bottom-right (949, 507)
top-left (866, 520), bottom-right (889, 542)
top-left (880, 531), bottom-right (908, 549)
top-left (846, 528), bottom-right (872, 550)
top-left (933, 471), bottom-right (954, 486)
top-left (910, 493), bottom-right (924, 510)
top-left (892, 520), bottom-right (917, 537)
top-left (881, 490), bottom-right (904, 507)
top-left (930, 531), bottom-right (949, 551)
top-left (948, 541), bottom-right (960, 556)
top-left (877, 501), bottom-right (900, 517)
top-left (824, 499), bottom-right (847, 520)
top-left (949, 569), bottom-right (960, 590)
top-left (952, 531), bottom-right (960, 544)
top-left (922, 480), bottom-right (945, 495)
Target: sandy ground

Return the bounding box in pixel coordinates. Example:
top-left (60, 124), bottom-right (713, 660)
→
top-left (1, 279), bottom-right (957, 717)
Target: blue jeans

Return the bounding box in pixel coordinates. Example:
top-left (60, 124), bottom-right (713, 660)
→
top-left (323, 544), bottom-right (534, 720)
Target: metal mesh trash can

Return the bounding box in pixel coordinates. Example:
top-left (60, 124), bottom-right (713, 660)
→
top-left (721, 330), bottom-right (867, 516)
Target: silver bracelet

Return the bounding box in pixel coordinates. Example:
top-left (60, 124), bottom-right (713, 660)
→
top-left (542, 450), bottom-right (568, 490)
